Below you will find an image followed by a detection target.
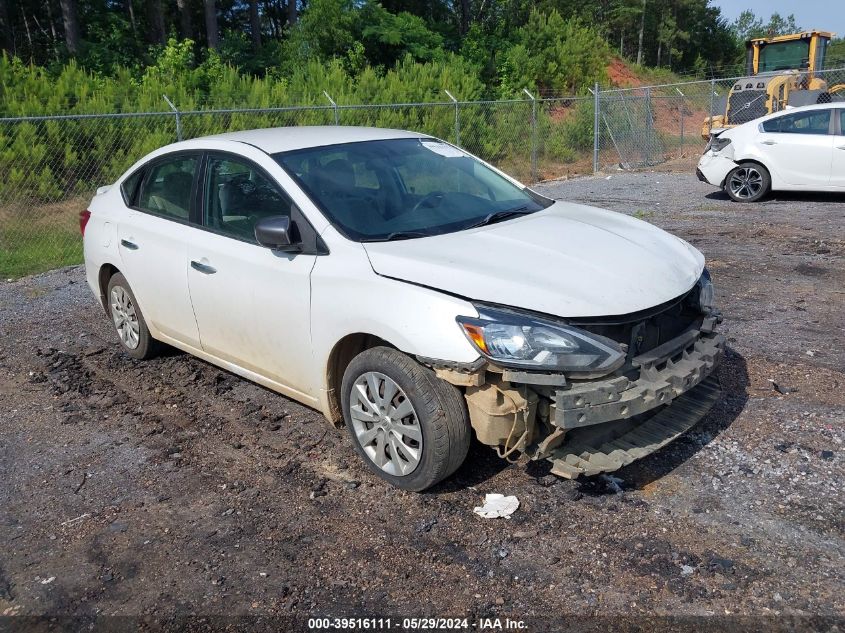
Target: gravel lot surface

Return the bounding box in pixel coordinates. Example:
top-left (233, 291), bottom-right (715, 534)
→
top-left (0, 172), bottom-right (843, 629)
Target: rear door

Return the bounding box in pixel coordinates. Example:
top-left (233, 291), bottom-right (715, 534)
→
top-left (831, 108), bottom-right (845, 188)
top-left (186, 151), bottom-right (318, 399)
top-left (117, 152), bottom-right (202, 348)
top-left (758, 108), bottom-right (834, 187)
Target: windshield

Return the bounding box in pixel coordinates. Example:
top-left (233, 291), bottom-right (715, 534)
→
top-left (758, 39), bottom-right (810, 72)
top-left (273, 138), bottom-right (551, 241)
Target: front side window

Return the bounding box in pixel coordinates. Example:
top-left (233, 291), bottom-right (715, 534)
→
top-left (137, 155), bottom-right (198, 221)
top-left (274, 138), bottom-right (551, 241)
top-left (762, 110), bottom-right (831, 135)
top-left (204, 155), bottom-right (293, 242)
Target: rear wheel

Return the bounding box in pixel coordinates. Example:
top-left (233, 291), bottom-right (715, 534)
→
top-left (341, 347), bottom-right (470, 491)
top-left (106, 273), bottom-right (161, 360)
top-left (725, 162), bottom-right (770, 203)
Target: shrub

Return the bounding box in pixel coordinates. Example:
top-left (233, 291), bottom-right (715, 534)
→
top-left (500, 9), bottom-right (610, 96)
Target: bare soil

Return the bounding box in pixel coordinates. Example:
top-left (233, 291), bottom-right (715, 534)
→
top-left (0, 172), bottom-right (843, 629)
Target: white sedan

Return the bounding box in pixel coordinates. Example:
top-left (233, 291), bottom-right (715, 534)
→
top-left (698, 102), bottom-right (845, 202)
top-left (83, 126), bottom-right (723, 490)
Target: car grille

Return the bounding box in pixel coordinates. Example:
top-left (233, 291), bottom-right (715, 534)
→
top-left (727, 90), bottom-right (767, 125)
top-left (568, 289), bottom-right (703, 377)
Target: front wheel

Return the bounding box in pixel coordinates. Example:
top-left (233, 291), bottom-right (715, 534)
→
top-left (341, 347), bottom-right (470, 491)
top-left (725, 162), bottom-right (770, 203)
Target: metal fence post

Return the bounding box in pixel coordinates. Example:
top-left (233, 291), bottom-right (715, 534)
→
top-left (676, 87), bottom-right (685, 158)
top-left (708, 78), bottom-right (716, 134)
top-left (444, 90), bottom-right (460, 147)
top-left (593, 82), bottom-right (600, 174)
top-left (523, 88), bottom-right (537, 182)
top-left (163, 95), bottom-right (182, 142)
top-left (323, 91), bottom-right (339, 125)
top-left (644, 86), bottom-right (654, 165)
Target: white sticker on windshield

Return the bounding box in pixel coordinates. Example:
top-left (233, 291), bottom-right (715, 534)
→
top-left (421, 141), bottom-right (467, 158)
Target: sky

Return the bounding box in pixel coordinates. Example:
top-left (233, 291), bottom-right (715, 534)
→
top-left (711, 1), bottom-right (845, 39)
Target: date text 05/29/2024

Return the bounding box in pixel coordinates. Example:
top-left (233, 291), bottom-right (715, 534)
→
top-left (307, 617), bottom-right (528, 630)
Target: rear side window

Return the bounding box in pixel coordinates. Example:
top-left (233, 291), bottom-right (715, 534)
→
top-left (762, 109), bottom-right (831, 135)
top-left (137, 155), bottom-right (198, 221)
top-left (120, 169), bottom-right (144, 206)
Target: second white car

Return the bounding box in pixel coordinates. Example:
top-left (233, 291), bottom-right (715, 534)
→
top-left (697, 102), bottom-right (845, 202)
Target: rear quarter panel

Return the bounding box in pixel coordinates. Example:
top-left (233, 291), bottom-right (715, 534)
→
top-left (83, 188), bottom-right (124, 307)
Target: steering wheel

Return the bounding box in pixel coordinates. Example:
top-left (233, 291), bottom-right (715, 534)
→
top-left (411, 191), bottom-right (445, 213)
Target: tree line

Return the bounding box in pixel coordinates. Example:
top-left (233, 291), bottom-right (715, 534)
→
top-left (0, 0), bottom-right (840, 100)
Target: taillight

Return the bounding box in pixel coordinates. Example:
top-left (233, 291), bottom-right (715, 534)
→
top-left (79, 209), bottom-right (91, 236)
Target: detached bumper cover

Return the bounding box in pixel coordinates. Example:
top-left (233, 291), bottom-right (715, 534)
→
top-left (549, 376), bottom-right (721, 478)
top-left (546, 318), bottom-right (725, 479)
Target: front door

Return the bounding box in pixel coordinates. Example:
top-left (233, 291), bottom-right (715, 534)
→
top-left (758, 108), bottom-right (833, 187)
top-left (187, 152), bottom-right (317, 399)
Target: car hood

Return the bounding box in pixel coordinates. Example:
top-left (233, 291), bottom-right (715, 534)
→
top-left (362, 201), bottom-right (705, 318)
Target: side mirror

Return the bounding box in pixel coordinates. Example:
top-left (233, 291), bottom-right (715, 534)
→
top-left (254, 215), bottom-right (300, 252)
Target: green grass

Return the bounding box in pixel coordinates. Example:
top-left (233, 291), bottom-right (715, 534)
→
top-left (0, 201), bottom-right (84, 278)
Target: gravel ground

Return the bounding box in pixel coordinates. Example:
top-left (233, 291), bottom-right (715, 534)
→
top-left (0, 172), bottom-right (843, 629)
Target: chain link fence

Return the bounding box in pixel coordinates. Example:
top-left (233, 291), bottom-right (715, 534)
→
top-left (2, 66), bottom-right (844, 277)
top-left (597, 66), bottom-right (845, 170)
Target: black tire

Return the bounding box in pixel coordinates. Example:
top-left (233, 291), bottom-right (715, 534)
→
top-left (724, 162), bottom-right (770, 203)
top-left (106, 272), bottom-right (162, 360)
top-left (340, 346), bottom-right (470, 491)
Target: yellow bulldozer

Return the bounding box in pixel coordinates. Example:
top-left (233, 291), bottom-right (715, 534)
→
top-left (702, 30), bottom-right (845, 138)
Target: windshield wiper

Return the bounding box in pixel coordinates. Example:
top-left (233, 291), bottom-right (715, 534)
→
top-left (465, 206), bottom-right (534, 230)
top-left (364, 231), bottom-right (431, 242)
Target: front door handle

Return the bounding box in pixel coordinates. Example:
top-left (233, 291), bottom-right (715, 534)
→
top-left (120, 239), bottom-right (139, 250)
top-left (190, 260), bottom-right (217, 275)
top-left (761, 140), bottom-right (777, 145)
top-left (837, 145), bottom-right (845, 150)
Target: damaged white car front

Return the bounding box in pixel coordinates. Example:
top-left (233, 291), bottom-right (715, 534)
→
top-left (424, 270), bottom-right (724, 479)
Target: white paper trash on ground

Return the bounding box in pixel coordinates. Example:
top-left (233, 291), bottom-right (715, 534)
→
top-left (473, 494), bottom-right (519, 519)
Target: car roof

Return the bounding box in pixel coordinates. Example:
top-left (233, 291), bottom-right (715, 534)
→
top-left (195, 126), bottom-right (427, 154)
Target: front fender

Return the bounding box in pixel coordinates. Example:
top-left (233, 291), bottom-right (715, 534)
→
top-left (309, 231), bottom-right (481, 416)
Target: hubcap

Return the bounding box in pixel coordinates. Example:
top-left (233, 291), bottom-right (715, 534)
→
top-left (728, 167), bottom-right (763, 199)
top-left (349, 372), bottom-right (422, 477)
top-left (110, 286), bottom-right (140, 350)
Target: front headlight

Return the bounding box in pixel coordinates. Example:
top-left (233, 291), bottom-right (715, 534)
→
top-left (456, 306), bottom-right (625, 374)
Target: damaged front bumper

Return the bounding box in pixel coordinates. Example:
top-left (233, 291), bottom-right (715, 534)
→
top-left (546, 316), bottom-right (724, 478)
top-left (423, 310), bottom-right (725, 480)
top-left (553, 319), bottom-right (724, 431)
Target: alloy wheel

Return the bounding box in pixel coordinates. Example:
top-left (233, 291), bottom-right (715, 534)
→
top-left (728, 167), bottom-right (763, 200)
top-left (349, 371), bottom-right (422, 476)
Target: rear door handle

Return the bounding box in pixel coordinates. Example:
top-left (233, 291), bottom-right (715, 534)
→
top-left (837, 145), bottom-right (845, 150)
top-left (190, 260), bottom-right (217, 275)
top-left (761, 140), bottom-right (777, 145)
top-left (120, 239), bottom-right (139, 250)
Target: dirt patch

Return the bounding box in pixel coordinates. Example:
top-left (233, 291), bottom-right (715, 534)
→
top-left (608, 57), bottom-right (646, 88)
